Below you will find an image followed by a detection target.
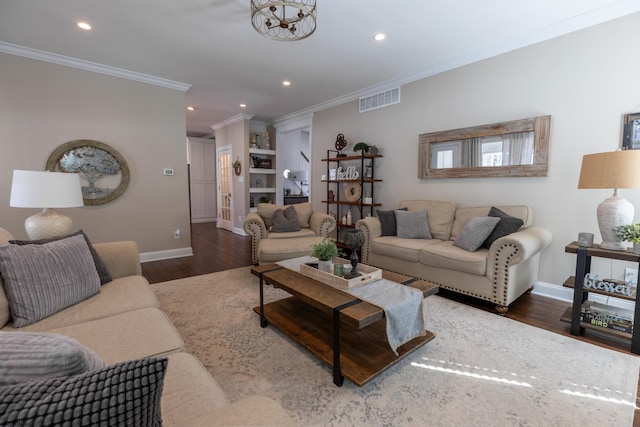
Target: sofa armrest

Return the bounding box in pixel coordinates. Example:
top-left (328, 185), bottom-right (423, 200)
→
top-left (243, 212), bottom-right (268, 265)
top-left (488, 226), bottom-right (553, 265)
top-left (355, 217), bottom-right (382, 264)
top-left (309, 211), bottom-right (336, 237)
top-left (93, 241), bottom-right (142, 279)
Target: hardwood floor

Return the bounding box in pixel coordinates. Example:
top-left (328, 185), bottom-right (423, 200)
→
top-left (142, 222), bottom-right (640, 425)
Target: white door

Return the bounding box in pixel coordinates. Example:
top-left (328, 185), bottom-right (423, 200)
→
top-left (216, 145), bottom-right (233, 231)
top-left (189, 140), bottom-right (217, 223)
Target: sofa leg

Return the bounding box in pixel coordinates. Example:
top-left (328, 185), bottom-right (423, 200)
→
top-left (495, 305), bottom-right (508, 316)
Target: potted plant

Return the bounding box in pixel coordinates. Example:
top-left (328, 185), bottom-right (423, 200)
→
top-left (313, 239), bottom-right (339, 273)
top-left (232, 159), bottom-right (241, 176)
top-left (613, 223), bottom-right (640, 253)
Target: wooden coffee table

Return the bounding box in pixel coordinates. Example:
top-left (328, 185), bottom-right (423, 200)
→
top-left (251, 264), bottom-right (438, 387)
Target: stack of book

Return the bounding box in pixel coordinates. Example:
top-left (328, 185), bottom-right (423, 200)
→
top-left (581, 301), bottom-right (634, 333)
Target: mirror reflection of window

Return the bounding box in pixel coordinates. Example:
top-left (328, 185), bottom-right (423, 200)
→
top-left (430, 131), bottom-right (534, 169)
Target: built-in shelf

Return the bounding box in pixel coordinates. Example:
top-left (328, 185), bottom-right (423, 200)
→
top-left (250, 168), bottom-right (276, 174)
top-left (249, 148), bottom-right (276, 155)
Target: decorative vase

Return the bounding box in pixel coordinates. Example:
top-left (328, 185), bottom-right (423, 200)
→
top-left (633, 243), bottom-right (640, 255)
top-left (318, 260), bottom-right (333, 273)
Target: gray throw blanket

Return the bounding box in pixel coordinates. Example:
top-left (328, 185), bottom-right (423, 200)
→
top-left (277, 257), bottom-right (425, 355)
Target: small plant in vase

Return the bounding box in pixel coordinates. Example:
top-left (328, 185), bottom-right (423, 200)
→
top-left (313, 239), bottom-right (339, 273)
top-left (613, 224), bottom-right (640, 253)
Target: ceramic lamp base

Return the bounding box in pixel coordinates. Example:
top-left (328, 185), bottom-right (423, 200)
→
top-left (25, 208), bottom-right (73, 240)
top-left (597, 194), bottom-right (633, 251)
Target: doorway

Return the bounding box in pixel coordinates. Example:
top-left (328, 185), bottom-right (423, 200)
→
top-left (216, 145), bottom-right (233, 231)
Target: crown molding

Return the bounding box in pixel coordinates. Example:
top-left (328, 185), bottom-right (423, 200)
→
top-left (274, 2), bottom-right (640, 123)
top-left (0, 42), bottom-right (191, 92)
top-left (210, 113), bottom-right (254, 131)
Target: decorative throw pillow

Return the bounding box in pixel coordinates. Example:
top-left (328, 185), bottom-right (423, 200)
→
top-left (0, 234), bottom-right (101, 327)
top-left (0, 357), bottom-right (167, 427)
top-left (482, 207), bottom-right (525, 248)
top-left (271, 205), bottom-right (301, 232)
top-left (10, 229), bottom-right (112, 285)
top-left (377, 208), bottom-right (407, 236)
top-left (395, 210), bottom-right (432, 239)
top-left (454, 216), bottom-right (501, 252)
top-left (0, 331), bottom-right (105, 386)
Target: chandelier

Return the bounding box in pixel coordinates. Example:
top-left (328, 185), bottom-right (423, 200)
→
top-left (251, 1), bottom-right (317, 41)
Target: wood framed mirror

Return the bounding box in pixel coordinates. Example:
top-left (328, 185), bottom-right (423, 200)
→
top-left (418, 115), bottom-right (551, 179)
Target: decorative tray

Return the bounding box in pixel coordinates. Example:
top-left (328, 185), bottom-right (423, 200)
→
top-left (299, 258), bottom-right (382, 290)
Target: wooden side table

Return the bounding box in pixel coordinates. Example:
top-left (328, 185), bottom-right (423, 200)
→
top-left (563, 241), bottom-right (640, 354)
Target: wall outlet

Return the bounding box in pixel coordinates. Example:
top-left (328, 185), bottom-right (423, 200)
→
top-left (174, 228), bottom-right (181, 239)
top-left (625, 268), bottom-right (637, 284)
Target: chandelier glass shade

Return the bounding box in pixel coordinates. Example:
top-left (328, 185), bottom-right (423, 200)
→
top-left (251, 0), bottom-right (317, 41)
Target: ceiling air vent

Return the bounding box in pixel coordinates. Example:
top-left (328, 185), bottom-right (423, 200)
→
top-left (359, 87), bottom-right (400, 113)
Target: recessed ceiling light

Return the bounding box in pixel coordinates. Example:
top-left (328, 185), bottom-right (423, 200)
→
top-left (187, 106), bottom-right (194, 111)
top-left (282, 81), bottom-right (291, 86)
top-left (373, 33), bottom-right (386, 41)
top-left (77, 22), bottom-right (92, 30)
top-left (240, 104), bottom-right (247, 108)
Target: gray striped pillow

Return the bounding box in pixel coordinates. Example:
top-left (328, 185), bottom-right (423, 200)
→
top-left (0, 331), bottom-right (105, 386)
top-left (453, 216), bottom-right (501, 252)
top-left (0, 234), bottom-right (101, 327)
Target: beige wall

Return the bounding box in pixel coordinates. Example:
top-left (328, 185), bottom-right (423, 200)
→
top-left (311, 13), bottom-right (640, 287)
top-left (0, 53), bottom-right (191, 253)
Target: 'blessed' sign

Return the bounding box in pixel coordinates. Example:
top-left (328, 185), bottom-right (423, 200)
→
top-left (583, 273), bottom-right (636, 297)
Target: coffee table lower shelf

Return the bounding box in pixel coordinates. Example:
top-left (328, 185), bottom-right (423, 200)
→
top-left (253, 297), bottom-right (435, 387)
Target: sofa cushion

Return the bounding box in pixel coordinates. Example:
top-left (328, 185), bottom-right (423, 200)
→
top-left (0, 228), bottom-right (11, 329)
top-left (0, 357), bottom-right (167, 427)
top-left (377, 208), bottom-right (407, 236)
top-left (482, 206), bottom-right (525, 248)
top-left (420, 241), bottom-right (489, 276)
top-left (271, 206), bottom-right (301, 232)
top-left (454, 217), bottom-right (500, 252)
top-left (1, 275), bottom-right (159, 332)
top-left (0, 234), bottom-right (101, 328)
top-left (267, 228), bottom-right (316, 240)
top-left (46, 308), bottom-right (184, 365)
top-left (399, 200), bottom-right (456, 241)
top-left (10, 229), bottom-right (112, 285)
top-left (0, 331), bottom-right (105, 386)
top-left (371, 236), bottom-right (441, 263)
top-left (258, 202), bottom-right (312, 228)
top-left (452, 205), bottom-right (531, 239)
top-left (396, 210), bottom-right (432, 239)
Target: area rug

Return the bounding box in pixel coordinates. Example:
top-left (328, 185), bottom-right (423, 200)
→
top-left (151, 267), bottom-right (640, 426)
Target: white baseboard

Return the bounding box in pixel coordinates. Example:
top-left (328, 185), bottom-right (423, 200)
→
top-left (140, 247), bottom-right (193, 263)
top-left (191, 218), bottom-right (217, 224)
top-left (532, 281), bottom-right (635, 312)
top-left (233, 226), bottom-right (248, 236)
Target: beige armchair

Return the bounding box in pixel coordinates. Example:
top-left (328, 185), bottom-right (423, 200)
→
top-left (243, 202), bottom-right (336, 264)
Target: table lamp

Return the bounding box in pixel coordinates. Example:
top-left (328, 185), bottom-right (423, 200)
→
top-left (578, 150), bottom-right (640, 250)
top-left (10, 170), bottom-right (84, 240)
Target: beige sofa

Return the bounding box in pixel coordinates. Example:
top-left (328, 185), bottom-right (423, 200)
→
top-left (356, 201), bottom-right (553, 313)
top-left (0, 227), bottom-right (293, 426)
top-left (244, 202), bottom-right (336, 264)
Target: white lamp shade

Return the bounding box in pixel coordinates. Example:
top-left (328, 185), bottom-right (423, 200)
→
top-left (10, 170), bottom-right (84, 208)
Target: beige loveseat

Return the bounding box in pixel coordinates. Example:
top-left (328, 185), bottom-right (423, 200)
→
top-left (0, 226), bottom-right (293, 426)
top-left (244, 202), bottom-right (336, 264)
top-left (356, 201), bottom-right (553, 313)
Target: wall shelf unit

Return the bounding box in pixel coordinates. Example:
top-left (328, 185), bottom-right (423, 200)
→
top-left (322, 150), bottom-right (383, 243)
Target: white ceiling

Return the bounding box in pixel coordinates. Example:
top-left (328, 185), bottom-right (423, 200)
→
top-left (1, 0), bottom-right (639, 136)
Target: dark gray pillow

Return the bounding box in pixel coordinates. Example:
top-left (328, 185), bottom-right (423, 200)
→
top-left (0, 234), bottom-right (101, 327)
top-left (395, 210), bottom-right (432, 239)
top-left (0, 331), bottom-right (105, 386)
top-left (377, 208), bottom-right (407, 236)
top-left (0, 357), bottom-right (167, 427)
top-left (454, 216), bottom-right (501, 252)
top-left (10, 229), bottom-right (112, 285)
top-left (271, 205), bottom-right (301, 232)
top-left (482, 207), bottom-right (525, 248)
